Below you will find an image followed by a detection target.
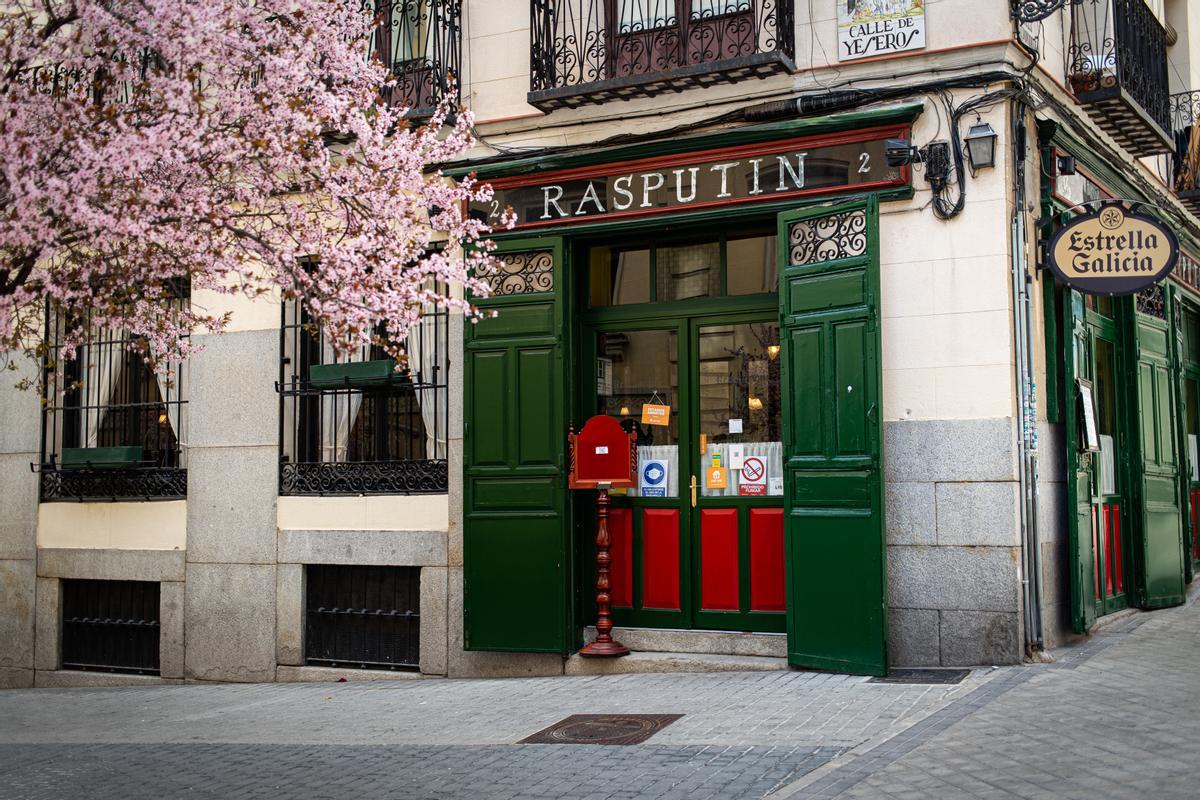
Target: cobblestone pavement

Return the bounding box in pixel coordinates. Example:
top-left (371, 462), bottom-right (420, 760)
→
top-left (2, 594), bottom-right (1198, 799)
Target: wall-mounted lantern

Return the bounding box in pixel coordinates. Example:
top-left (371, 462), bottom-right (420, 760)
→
top-left (963, 121), bottom-right (998, 171)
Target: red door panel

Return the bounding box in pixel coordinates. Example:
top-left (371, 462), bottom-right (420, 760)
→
top-left (700, 508), bottom-right (739, 611)
top-left (642, 508), bottom-right (681, 610)
top-left (749, 508), bottom-right (785, 612)
top-left (610, 506), bottom-right (633, 608)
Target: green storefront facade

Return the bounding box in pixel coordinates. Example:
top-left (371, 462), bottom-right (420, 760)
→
top-left (1041, 120), bottom-right (1200, 634)
top-left (455, 105), bottom-right (921, 676)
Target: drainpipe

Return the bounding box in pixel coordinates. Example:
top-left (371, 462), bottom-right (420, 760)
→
top-left (1010, 99), bottom-right (1045, 654)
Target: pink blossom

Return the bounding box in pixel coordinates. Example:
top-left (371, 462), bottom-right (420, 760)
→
top-left (0, 0), bottom-right (510, 368)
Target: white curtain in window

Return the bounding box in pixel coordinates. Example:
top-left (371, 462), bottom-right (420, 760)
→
top-left (701, 440), bottom-right (783, 497)
top-left (618, 0), bottom-right (676, 33)
top-left (153, 361), bottom-right (185, 454)
top-left (407, 311), bottom-right (447, 460)
top-left (81, 330), bottom-right (124, 448)
top-left (633, 444), bottom-right (679, 497)
top-left (1100, 433), bottom-right (1116, 496)
top-left (320, 341), bottom-right (365, 463)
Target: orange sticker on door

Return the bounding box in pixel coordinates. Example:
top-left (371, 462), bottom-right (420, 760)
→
top-left (641, 403), bottom-right (670, 426)
top-left (705, 466), bottom-right (727, 490)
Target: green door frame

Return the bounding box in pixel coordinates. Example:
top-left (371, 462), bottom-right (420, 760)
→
top-left (575, 230), bottom-right (784, 632)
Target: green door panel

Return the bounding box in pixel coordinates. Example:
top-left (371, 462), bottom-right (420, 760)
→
top-left (467, 350), bottom-right (510, 467)
top-left (463, 237), bottom-right (573, 653)
top-left (1065, 289), bottom-right (1097, 633)
top-left (788, 326), bottom-right (825, 457)
top-left (463, 514), bottom-right (565, 651)
top-left (1131, 307), bottom-right (1186, 610)
top-left (777, 196), bottom-right (886, 676)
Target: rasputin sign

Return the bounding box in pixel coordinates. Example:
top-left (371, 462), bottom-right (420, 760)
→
top-left (1048, 203), bottom-right (1179, 295)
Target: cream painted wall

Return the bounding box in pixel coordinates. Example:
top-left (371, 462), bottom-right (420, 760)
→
top-left (192, 287), bottom-right (281, 334)
top-left (463, 1), bottom-right (1016, 127)
top-left (277, 495), bottom-right (449, 532)
top-left (37, 501), bottom-right (187, 550)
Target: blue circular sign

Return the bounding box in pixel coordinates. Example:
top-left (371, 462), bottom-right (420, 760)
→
top-left (642, 462), bottom-right (665, 486)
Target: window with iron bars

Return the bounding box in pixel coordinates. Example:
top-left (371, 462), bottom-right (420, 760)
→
top-left (39, 297), bottom-right (189, 502)
top-left (278, 296), bottom-right (449, 495)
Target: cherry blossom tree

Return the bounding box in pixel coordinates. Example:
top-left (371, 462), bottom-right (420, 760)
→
top-left (0, 0), bottom-right (508, 378)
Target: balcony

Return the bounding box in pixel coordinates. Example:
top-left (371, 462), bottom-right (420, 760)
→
top-left (1172, 91), bottom-right (1200, 215)
top-left (529, 0), bottom-right (795, 111)
top-left (367, 0), bottom-right (461, 115)
top-left (1067, 0), bottom-right (1172, 156)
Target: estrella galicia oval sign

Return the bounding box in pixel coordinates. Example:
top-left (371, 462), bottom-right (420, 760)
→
top-left (1047, 203), bottom-right (1179, 295)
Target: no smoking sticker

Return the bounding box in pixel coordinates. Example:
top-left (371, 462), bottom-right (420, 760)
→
top-left (739, 456), bottom-right (767, 496)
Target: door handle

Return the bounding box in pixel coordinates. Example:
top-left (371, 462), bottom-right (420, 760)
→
top-left (690, 475), bottom-right (698, 508)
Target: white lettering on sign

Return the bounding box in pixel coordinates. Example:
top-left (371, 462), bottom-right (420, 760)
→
top-left (475, 137), bottom-right (902, 229)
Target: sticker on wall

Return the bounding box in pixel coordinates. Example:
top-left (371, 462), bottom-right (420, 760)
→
top-left (639, 459), bottom-right (669, 497)
top-left (838, 0), bottom-right (926, 62)
top-left (739, 456), bottom-right (768, 496)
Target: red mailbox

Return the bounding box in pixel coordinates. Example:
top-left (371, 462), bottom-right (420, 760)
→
top-left (568, 415), bottom-right (637, 489)
top-left (568, 415), bottom-right (636, 658)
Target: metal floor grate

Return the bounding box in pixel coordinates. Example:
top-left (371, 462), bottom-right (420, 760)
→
top-left (520, 714), bottom-right (683, 745)
top-left (868, 668), bottom-right (970, 685)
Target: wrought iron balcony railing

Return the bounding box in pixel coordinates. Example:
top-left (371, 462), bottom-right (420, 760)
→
top-left (1067, 0), bottom-right (1171, 156)
top-left (366, 0), bottom-right (461, 114)
top-left (530, 0), bottom-right (795, 111)
top-left (1171, 90), bottom-right (1200, 215)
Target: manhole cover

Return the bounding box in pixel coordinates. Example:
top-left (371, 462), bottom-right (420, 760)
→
top-left (868, 668), bottom-right (970, 685)
top-left (520, 714), bottom-right (683, 745)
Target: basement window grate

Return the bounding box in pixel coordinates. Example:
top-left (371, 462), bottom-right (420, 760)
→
top-left (304, 564), bottom-right (420, 671)
top-left (61, 579), bottom-right (161, 675)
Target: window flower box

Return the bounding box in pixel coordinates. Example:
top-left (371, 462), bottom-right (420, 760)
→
top-left (308, 358), bottom-right (399, 389)
top-left (60, 446), bottom-right (144, 470)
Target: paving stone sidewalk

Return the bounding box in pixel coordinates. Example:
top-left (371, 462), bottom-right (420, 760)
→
top-left (1, 593), bottom-right (1198, 799)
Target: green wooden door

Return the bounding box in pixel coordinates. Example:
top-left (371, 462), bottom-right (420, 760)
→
top-left (1130, 290), bottom-right (1186, 609)
top-left (776, 197), bottom-right (886, 676)
top-left (463, 237), bottom-right (572, 653)
top-left (1064, 290), bottom-right (1098, 633)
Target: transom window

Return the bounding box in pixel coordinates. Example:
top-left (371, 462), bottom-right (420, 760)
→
top-left (587, 230), bottom-right (776, 307)
top-left (278, 297), bottom-right (449, 495)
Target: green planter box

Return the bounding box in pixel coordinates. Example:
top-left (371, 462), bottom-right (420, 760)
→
top-left (308, 358), bottom-right (398, 389)
top-left (60, 446), bottom-right (144, 470)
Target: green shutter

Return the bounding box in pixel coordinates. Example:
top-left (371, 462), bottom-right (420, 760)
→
top-left (463, 237), bottom-right (572, 653)
top-left (1130, 297), bottom-right (1186, 609)
top-left (776, 197), bottom-right (886, 676)
top-left (1064, 289), bottom-right (1097, 633)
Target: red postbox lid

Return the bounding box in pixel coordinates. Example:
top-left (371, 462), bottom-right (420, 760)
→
top-left (568, 415), bottom-right (636, 489)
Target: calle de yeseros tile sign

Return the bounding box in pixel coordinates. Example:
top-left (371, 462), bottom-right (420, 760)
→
top-left (1047, 203), bottom-right (1179, 295)
top-left (838, 0), bottom-right (927, 61)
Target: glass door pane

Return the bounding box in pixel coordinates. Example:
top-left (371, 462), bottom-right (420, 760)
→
top-left (691, 319), bottom-right (785, 632)
top-left (593, 326), bottom-right (690, 624)
top-left (697, 321), bottom-right (782, 497)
